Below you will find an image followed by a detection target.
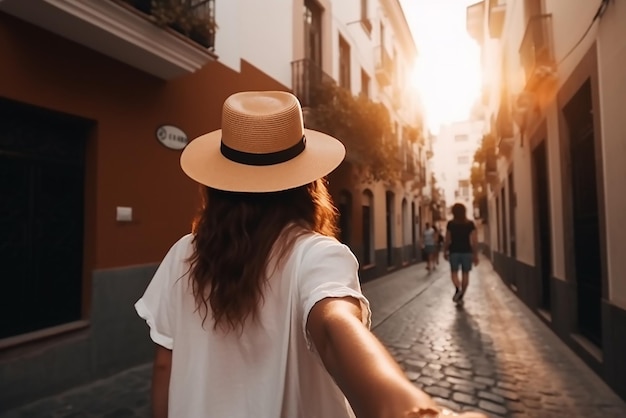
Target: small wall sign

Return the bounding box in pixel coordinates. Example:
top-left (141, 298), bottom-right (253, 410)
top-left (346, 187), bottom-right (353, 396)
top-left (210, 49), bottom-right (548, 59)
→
top-left (156, 125), bottom-right (188, 150)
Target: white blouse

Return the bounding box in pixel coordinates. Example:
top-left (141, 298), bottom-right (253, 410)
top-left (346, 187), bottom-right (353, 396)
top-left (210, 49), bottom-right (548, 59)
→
top-left (135, 232), bottom-right (371, 417)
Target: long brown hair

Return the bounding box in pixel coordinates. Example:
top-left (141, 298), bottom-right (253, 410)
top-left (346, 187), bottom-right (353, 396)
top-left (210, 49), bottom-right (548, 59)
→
top-left (187, 178), bottom-right (338, 332)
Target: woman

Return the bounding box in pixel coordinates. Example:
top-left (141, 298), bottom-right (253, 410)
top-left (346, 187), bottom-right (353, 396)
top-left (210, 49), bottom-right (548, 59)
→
top-left (422, 222), bottom-right (437, 271)
top-left (433, 224), bottom-right (443, 266)
top-left (443, 203), bottom-right (479, 304)
top-left (136, 91), bottom-right (485, 418)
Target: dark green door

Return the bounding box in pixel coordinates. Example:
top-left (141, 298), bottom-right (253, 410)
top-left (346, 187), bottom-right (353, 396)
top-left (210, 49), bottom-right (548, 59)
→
top-left (564, 80), bottom-right (603, 347)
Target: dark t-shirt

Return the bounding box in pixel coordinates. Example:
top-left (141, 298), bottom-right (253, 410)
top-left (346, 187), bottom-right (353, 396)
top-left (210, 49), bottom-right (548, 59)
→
top-left (446, 220), bottom-right (476, 253)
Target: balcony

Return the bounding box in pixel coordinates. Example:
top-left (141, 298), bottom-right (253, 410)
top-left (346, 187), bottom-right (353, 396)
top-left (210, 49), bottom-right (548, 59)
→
top-left (485, 153), bottom-right (499, 188)
top-left (291, 59), bottom-right (334, 109)
top-left (466, 1), bottom-right (485, 42)
top-left (0, 0), bottom-right (217, 80)
top-left (520, 14), bottom-right (556, 91)
top-left (374, 46), bottom-right (393, 87)
top-left (402, 159), bottom-right (417, 182)
top-left (488, 0), bottom-right (506, 38)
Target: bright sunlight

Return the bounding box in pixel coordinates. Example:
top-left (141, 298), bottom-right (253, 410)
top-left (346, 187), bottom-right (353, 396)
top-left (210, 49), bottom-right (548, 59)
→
top-left (401, 0), bottom-right (483, 133)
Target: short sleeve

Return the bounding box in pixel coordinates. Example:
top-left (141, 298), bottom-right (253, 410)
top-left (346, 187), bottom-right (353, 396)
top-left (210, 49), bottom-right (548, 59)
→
top-left (135, 235), bottom-right (191, 350)
top-left (446, 221), bottom-right (452, 231)
top-left (298, 236), bottom-right (371, 351)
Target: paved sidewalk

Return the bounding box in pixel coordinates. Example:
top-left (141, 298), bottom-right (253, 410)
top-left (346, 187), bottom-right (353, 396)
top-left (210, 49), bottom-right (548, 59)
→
top-left (2, 257), bottom-right (626, 417)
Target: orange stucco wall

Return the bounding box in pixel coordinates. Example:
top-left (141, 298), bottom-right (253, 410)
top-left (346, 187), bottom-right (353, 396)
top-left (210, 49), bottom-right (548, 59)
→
top-left (0, 13), bottom-right (288, 270)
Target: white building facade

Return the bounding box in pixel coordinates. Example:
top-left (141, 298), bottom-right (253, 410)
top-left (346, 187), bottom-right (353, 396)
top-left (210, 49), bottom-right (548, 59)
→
top-left (467, 0), bottom-right (626, 399)
top-left (432, 120), bottom-right (485, 220)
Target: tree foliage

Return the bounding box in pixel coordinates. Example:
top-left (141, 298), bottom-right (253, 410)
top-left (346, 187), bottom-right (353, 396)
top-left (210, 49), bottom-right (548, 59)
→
top-left (310, 81), bottom-right (408, 184)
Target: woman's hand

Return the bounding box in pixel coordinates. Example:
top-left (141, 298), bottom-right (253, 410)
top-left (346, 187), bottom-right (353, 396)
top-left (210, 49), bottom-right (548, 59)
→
top-left (403, 407), bottom-right (489, 417)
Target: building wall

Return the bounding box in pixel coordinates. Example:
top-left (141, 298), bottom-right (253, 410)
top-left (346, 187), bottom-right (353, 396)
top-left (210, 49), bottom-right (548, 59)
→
top-left (0, 13), bottom-right (289, 270)
top-left (596, 0), bottom-right (626, 309)
top-left (432, 120), bottom-right (484, 217)
top-left (470, 0), bottom-right (626, 400)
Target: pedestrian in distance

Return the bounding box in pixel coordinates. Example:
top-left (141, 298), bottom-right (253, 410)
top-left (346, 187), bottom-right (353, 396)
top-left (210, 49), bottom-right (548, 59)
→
top-left (443, 203), bottom-right (479, 304)
top-left (433, 224), bottom-right (443, 266)
top-left (136, 91), bottom-right (487, 418)
top-left (422, 222), bottom-right (437, 271)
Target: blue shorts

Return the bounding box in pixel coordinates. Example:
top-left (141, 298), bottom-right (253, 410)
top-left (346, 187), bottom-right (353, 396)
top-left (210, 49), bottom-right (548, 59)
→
top-left (450, 253), bottom-right (473, 273)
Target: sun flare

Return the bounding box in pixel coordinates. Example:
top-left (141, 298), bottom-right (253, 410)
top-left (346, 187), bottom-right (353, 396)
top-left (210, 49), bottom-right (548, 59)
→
top-left (402, 0), bottom-right (483, 133)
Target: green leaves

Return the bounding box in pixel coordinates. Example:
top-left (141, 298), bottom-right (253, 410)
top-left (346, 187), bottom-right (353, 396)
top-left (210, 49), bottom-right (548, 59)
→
top-left (310, 81), bottom-right (412, 184)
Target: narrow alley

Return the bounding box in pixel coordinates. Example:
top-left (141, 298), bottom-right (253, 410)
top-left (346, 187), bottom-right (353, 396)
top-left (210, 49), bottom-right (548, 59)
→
top-left (3, 258), bottom-right (625, 418)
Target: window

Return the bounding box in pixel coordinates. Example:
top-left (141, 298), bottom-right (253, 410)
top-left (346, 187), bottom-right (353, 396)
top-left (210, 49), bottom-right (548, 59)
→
top-left (361, 69), bottom-right (370, 98)
top-left (360, 0), bottom-right (372, 34)
top-left (304, 0), bottom-right (322, 65)
top-left (457, 155), bottom-right (470, 164)
top-left (338, 35), bottom-right (351, 89)
top-left (458, 180), bottom-right (470, 198)
top-left (362, 190), bottom-right (374, 265)
top-left (455, 134), bottom-right (468, 142)
top-left (523, 0), bottom-right (542, 23)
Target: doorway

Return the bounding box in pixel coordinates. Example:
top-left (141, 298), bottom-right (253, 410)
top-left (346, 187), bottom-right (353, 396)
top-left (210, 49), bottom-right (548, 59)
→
top-left (385, 191), bottom-right (394, 267)
top-left (533, 140), bottom-right (552, 310)
top-left (0, 98), bottom-right (89, 339)
top-left (411, 201), bottom-right (416, 259)
top-left (564, 79), bottom-right (603, 347)
top-left (361, 190), bottom-right (374, 266)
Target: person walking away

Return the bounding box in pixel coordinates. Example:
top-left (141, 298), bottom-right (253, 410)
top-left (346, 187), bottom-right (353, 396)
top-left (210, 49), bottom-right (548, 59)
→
top-left (135, 91), bottom-right (486, 418)
top-left (443, 203), bottom-right (479, 304)
top-left (422, 222), bottom-right (437, 271)
top-left (433, 225), bottom-right (443, 266)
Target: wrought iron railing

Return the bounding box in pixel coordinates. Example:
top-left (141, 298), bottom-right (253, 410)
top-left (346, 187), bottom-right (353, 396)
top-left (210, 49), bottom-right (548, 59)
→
top-left (120, 0), bottom-right (216, 50)
top-left (519, 14), bottom-right (555, 89)
top-left (291, 59), bottom-right (334, 108)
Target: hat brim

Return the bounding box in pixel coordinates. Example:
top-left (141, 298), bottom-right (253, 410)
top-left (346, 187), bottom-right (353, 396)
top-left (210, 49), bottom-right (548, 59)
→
top-left (180, 128), bottom-right (346, 192)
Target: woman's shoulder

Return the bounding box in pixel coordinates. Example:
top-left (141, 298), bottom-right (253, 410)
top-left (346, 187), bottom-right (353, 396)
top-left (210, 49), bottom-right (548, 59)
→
top-left (296, 231), bottom-right (343, 250)
top-left (173, 233), bottom-right (194, 251)
top-left (162, 233), bottom-right (195, 263)
top-left (292, 232), bottom-right (354, 259)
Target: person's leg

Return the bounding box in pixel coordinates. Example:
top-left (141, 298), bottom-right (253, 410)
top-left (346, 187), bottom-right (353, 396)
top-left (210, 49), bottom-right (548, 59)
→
top-left (449, 254), bottom-right (462, 301)
top-left (461, 271), bottom-right (469, 292)
top-left (459, 254), bottom-right (472, 299)
top-left (428, 247), bottom-right (435, 269)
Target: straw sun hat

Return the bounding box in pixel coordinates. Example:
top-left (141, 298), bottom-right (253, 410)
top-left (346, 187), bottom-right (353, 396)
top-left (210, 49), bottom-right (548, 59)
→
top-left (180, 90), bottom-right (346, 193)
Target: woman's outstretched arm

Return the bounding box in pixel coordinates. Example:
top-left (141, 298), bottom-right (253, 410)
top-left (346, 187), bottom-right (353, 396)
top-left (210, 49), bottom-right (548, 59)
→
top-left (307, 296), bottom-right (486, 418)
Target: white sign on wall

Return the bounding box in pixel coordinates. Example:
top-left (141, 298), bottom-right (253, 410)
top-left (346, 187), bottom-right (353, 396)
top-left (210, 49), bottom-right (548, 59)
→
top-left (156, 125), bottom-right (188, 150)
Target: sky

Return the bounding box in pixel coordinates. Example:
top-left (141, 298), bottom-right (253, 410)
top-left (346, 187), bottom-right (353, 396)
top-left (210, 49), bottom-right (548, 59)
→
top-left (399, 0), bottom-right (483, 134)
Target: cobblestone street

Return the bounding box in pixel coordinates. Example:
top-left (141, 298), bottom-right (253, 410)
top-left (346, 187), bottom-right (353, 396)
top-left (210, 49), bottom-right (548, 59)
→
top-left (2, 256), bottom-right (626, 417)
